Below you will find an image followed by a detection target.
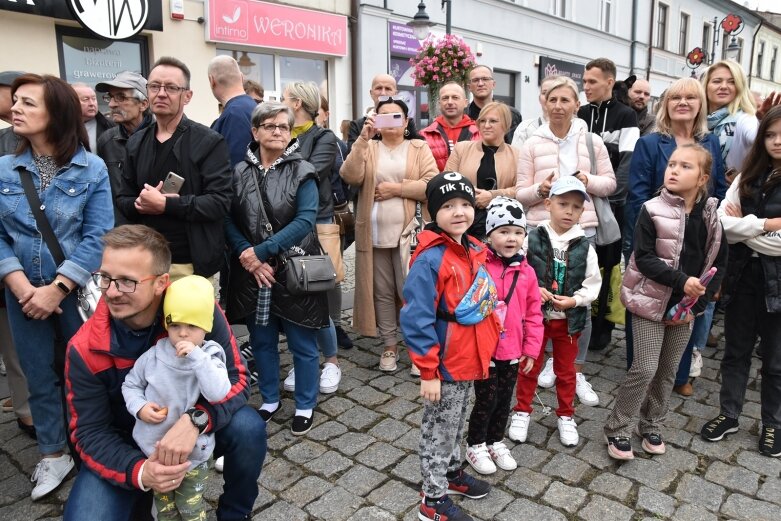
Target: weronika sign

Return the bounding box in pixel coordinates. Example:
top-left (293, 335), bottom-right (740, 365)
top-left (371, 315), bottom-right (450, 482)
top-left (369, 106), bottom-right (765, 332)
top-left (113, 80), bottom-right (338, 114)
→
top-left (207, 0), bottom-right (348, 57)
top-left (67, 0), bottom-right (150, 40)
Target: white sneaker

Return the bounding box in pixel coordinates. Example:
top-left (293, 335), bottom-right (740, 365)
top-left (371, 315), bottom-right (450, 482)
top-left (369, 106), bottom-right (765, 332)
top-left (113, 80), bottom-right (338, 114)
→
top-left (557, 416), bottom-right (579, 447)
top-left (319, 363), bottom-right (342, 394)
top-left (283, 368), bottom-right (295, 391)
top-left (31, 454), bottom-right (74, 500)
top-left (690, 349), bottom-right (703, 378)
top-left (488, 441), bottom-right (517, 471)
top-left (465, 443), bottom-right (497, 475)
top-left (214, 456), bottom-right (224, 473)
top-left (575, 373), bottom-right (599, 406)
top-left (538, 358), bottom-right (555, 388)
top-left (410, 364), bottom-right (421, 377)
top-left (508, 411), bottom-right (531, 443)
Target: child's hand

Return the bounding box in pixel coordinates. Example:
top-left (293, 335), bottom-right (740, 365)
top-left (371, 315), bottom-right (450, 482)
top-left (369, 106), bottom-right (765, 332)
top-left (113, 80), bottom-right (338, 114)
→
top-left (519, 356), bottom-right (534, 374)
top-left (420, 379), bottom-right (441, 402)
top-left (175, 341), bottom-right (197, 357)
top-left (539, 287), bottom-right (554, 302)
top-left (664, 311), bottom-right (695, 326)
top-left (683, 277), bottom-right (706, 299)
top-left (139, 402), bottom-right (168, 424)
top-left (551, 295), bottom-right (576, 311)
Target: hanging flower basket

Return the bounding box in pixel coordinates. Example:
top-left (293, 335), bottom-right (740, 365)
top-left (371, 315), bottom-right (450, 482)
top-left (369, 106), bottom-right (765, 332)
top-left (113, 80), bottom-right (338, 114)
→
top-left (410, 34), bottom-right (476, 117)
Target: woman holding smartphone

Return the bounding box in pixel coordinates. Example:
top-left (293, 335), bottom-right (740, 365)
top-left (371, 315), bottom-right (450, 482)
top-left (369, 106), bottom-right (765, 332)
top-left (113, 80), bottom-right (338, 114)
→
top-left (340, 97), bottom-right (437, 373)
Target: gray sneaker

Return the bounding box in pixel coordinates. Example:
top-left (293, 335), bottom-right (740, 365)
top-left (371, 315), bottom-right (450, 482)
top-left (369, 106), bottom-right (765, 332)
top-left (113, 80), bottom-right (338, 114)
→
top-left (31, 455), bottom-right (74, 500)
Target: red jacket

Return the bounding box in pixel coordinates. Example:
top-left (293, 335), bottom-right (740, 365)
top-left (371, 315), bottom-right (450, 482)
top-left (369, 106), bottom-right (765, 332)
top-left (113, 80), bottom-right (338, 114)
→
top-left (420, 115), bottom-right (480, 172)
top-left (400, 229), bottom-right (500, 381)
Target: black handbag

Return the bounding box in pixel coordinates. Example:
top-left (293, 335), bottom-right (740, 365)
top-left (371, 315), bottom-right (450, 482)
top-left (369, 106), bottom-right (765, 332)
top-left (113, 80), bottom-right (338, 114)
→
top-left (250, 169), bottom-right (336, 295)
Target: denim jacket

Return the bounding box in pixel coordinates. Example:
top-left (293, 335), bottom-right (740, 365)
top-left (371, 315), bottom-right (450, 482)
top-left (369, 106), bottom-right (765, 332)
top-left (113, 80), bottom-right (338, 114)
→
top-left (0, 146), bottom-right (113, 286)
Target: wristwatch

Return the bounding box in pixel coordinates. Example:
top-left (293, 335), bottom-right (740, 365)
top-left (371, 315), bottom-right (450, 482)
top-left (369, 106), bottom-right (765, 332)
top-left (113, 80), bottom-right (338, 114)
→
top-left (186, 408), bottom-right (208, 434)
top-left (53, 279), bottom-right (71, 295)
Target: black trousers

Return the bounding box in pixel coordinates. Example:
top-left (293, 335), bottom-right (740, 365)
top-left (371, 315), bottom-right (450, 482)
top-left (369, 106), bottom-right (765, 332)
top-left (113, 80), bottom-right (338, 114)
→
top-left (719, 258), bottom-right (781, 428)
top-left (467, 360), bottom-right (519, 445)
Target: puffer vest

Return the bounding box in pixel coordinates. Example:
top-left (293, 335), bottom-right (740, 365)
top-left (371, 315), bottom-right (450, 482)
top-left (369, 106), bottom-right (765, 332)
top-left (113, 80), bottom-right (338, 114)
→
top-left (526, 227), bottom-right (589, 334)
top-left (227, 141), bottom-right (328, 328)
top-left (722, 170), bottom-right (781, 312)
top-left (621, 190), bottom-right (722, 321)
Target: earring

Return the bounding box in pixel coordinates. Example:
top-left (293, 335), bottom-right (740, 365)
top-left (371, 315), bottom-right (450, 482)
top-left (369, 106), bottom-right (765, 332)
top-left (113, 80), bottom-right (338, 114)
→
top-left (404, 128), bottom-right (410, 137)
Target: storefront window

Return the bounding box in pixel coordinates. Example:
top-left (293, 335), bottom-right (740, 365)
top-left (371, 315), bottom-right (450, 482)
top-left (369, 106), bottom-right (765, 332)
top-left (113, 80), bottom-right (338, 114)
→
top-left (217, 49), bottom-right (275, 94)
top-left (56, 25), bottom-right (148, 114)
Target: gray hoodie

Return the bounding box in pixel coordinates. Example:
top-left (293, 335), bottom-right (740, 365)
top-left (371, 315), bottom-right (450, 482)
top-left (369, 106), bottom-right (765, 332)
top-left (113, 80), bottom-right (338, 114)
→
top-left (122, 338), bottom-right (231, 468)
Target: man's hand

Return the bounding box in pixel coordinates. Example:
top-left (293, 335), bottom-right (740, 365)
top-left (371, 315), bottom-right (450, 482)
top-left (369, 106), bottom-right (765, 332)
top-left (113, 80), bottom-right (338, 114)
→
top-left (21, 285), bottom-right (64, 320)
top-left (421, 379), bottom-right (441, 402)
top-left (157, 414), bottom-right (199, 466)
top-left (142, 452), bottom-right (190, 493)
top-left (138, 402), bottom-right (168, 424)
top-left (474, 189), bottom-right (493, 209)
top-left (175, 341), bottom-right (197, 358)
top-left (135, 182), bottom-right (176, 215)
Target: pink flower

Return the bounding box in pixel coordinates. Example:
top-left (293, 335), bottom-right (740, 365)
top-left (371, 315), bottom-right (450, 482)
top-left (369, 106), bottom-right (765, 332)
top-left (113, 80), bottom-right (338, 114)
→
top-left (433, 74), bottom-right (439, 81)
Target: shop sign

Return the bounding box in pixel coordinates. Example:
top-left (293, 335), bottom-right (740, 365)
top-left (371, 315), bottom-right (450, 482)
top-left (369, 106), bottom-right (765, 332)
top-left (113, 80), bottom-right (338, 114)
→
top-left (538, 56), bottom-right (584, 87)
top-left (207, 0), bottom-right (348, 57)
top-left (389, 22), bottom-right (420, 57)
top-left (0, 0), bottom-right (163, 33)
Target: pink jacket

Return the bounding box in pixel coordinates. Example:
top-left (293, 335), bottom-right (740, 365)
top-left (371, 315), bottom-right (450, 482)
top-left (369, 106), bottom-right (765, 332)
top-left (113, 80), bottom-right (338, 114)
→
top-left (516, 119), bottom-right (616, 229)
top-left (485, 249), bottom-right (544, 361)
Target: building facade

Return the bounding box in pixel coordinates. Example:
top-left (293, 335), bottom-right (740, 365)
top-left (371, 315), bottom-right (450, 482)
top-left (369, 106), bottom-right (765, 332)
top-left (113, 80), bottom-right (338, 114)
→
top-left (750, 13), bottom-right (781, 98)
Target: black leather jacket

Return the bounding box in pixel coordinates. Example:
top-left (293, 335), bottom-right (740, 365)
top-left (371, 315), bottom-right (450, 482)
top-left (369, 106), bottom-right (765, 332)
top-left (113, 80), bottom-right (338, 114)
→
top-left (295, 124), bottom-right (336, 221)
top-left (96, 113), bottom-right (154, 225)
top-left (226, 141), bottom-right (328, 328)
top-left (116, 115), bottom-right (232, 276)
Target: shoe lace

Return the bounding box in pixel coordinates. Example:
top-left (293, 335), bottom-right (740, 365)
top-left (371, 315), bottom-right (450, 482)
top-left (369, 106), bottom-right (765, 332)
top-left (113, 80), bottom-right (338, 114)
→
top-left (31, 459), bottom-right (51, 483)
top-left (577, 374), bottom-right (594, 391)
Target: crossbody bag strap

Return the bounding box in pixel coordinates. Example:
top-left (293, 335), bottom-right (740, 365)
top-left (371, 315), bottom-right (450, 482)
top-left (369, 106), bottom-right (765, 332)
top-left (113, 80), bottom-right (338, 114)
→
top-left (503, 271), bottom-right (521, 304)
top-left (585, 132), bottom-right (596, 175)
top-left (249, 167), bottom-right (274, 239)
top-left (19, 171), bottom-right (66, 266)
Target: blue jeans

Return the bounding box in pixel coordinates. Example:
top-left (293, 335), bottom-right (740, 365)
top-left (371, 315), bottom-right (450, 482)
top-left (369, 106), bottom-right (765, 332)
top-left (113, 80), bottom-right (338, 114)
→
top-left (247, 314), bottom-right (319, 409)
top-left (64, 405), bottom-right (266, 521)
top-left (674, 301), bottom-right (716, 386)
top-left (316, 318), bottom-right (338, 358)
top-left (5, 288), bottom-right (82, 454)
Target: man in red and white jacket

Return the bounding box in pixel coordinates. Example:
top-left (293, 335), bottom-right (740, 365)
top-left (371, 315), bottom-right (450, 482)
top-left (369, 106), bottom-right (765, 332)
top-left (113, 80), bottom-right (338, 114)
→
top-left (420, 82), bottom-right (480, 171)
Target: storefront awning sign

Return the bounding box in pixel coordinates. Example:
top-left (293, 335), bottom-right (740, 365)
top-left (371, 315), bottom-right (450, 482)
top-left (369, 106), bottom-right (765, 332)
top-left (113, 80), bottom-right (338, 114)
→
top-left (538, 56), bottom-right (584, 87)
top-left (207, 0), bottom-right (348, 57)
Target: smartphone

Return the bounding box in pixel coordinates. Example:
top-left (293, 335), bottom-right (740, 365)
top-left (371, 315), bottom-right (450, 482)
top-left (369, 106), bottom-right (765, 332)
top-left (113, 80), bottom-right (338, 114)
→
top-left (374, 112), bottom-right (404, 129)
top-left (162, 172), bottom-right (185, 194)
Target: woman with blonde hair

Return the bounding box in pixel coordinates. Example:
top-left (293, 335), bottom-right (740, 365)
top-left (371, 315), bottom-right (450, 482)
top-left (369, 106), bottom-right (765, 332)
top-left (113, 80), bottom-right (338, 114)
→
top-left (516, 74), bottom-right (616, 408)
top-left (445, 101), bottom-right (519, 240)
top-left (340, 97), bottom-right (437, 373)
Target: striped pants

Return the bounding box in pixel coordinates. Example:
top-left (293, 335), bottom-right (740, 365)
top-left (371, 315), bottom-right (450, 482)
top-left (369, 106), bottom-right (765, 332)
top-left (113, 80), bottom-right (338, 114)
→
top-left (604, 314), bottom-right (692, 437)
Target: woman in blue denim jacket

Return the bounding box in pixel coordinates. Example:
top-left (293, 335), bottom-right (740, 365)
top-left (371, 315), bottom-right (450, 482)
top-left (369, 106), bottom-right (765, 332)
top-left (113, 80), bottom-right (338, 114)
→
top-left (0, 74), bottom-right (112, 501)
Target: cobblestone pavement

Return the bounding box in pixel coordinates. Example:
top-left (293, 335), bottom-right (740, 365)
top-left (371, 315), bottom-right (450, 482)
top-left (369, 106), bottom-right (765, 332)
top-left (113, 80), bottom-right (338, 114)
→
top-left (1, 246), bottom-right (780, 520)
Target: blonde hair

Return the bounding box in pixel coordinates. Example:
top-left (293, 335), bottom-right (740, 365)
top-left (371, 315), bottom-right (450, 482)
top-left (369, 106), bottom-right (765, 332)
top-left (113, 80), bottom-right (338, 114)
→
top-left (478, 102), bottom-right (511, 132)
top-left (671, 143), bottom-right (713, 201)
top-left (284, 81), bottom-right (320, 121)
top-left (544, 76), bottom-right (580, 101)
top-left (655, 78), bottom-right (709, 138)
top-left (702, 60), bottom-right (756, 116)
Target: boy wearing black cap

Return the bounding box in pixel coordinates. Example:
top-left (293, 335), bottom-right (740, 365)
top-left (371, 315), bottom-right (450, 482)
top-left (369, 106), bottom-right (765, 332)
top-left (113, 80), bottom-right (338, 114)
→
top-left (401, 172), bottom-right (500, 521)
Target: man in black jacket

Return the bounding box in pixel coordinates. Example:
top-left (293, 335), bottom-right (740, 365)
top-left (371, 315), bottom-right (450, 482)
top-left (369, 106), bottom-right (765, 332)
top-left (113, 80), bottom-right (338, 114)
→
top-left (72, 82), bottom-right (115, 152)
top-left (116, 57), bottom-right (232, 281)
top-left (0, 70), bottom-right (23, 156)
top-left (96, 71), bottom-right (153, 226)
top-left (466, 65), bottom-right (522, 144)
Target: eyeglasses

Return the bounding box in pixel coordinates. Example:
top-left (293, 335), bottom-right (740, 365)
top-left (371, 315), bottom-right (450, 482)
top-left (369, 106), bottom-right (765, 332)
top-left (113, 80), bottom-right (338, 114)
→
top-left (478, 118), bottom-right (502, 127)
top-left (147, 83), bottom-right (187, 94)
top-left (92, 273), bottom-right (159, 293)
top-left (258, 123), bottom-right (291, 133)
top-left (470, 77), bottom-right (494, 84)
top-left (377, 95), bottom-right (405, 103)
top-left (102, 93), bottom-right (135, 103)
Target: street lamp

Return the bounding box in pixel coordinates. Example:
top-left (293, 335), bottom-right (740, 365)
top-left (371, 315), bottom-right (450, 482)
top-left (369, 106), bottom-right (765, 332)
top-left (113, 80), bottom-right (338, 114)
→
top-left (686, 13), bottom-right (744, 75)
top-left (406, 1), bottom-right (452, 39)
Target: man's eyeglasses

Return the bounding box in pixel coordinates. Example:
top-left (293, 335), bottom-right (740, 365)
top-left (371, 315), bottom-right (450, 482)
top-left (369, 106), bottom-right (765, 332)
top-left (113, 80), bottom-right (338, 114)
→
top-left (147, 83), bottom-right (187, 94)
top-left (102, 93), bottom-right (134, 103)
top-left (258, 123), bottom-right (291, 133)
top-left (470, 77), bottom-right (494, 84)
top-left (92, 273), bottom-right (159, 293)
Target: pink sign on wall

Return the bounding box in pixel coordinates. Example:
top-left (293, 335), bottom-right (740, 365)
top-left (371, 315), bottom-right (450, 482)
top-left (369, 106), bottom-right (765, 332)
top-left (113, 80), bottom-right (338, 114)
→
top-left (207, 0), bottom-right (348, 57)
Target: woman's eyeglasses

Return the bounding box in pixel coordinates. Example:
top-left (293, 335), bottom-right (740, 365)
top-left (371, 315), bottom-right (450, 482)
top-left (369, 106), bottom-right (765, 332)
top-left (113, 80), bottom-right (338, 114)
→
top-left (259, 123), bottom-right (291, 133)
top-left (377, 96), bottom-right (405, 102)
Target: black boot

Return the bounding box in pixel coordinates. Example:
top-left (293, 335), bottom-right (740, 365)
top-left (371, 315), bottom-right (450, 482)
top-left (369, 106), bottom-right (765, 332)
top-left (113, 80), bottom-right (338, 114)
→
top-left (335, 326), bottom-right (353, 349)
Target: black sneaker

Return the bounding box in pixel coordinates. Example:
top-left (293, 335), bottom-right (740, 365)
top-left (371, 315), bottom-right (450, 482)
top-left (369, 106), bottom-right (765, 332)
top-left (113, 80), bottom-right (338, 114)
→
top-left (291, 413), bottom-right (314, 436)
top-left (639, 432), bottom-right (666, 455)
top-left (446, 469), bottom-right (490, 499)
top-left (759, 426), bottom-right (781, 457)
top-left (419, 496), bottom-right (473, 521)
top-left (605, 436), bottom-right (634, 460)
top-left (257, 406), bottom-right (279, 423)
top-left (335, 326), bottom-right (353, 349)
top-left (701, 415), bottom-right (739, 442)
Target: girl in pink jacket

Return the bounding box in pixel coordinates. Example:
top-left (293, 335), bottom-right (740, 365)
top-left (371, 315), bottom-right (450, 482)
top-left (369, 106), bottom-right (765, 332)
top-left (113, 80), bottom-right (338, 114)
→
top-left (465, 197), bottom-right (544, 475)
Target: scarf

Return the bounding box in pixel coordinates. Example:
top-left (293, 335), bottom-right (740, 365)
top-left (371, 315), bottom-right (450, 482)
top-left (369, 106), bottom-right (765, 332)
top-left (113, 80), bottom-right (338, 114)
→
top-left (291, 121), bottom-right (314, 138)
top-left (706, 107), bottom-right (738, 163)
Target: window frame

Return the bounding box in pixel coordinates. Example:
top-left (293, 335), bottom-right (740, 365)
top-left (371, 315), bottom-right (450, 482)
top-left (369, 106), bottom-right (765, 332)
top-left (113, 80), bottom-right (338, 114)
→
top-left (656, 2), bottom-right (669, 50)
top-left (679, 12), bottom-right (690, 56)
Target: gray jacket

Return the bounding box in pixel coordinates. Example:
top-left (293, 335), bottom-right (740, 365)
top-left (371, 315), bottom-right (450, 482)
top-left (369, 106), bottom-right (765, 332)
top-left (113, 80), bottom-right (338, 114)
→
top-left (121, 338), bottom-right (231, 468)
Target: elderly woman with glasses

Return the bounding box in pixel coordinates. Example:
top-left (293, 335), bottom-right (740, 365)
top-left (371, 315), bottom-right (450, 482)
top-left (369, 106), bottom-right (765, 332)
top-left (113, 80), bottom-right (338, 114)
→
top-left (0, 74), bottom-right (112, 500)
top-left (340, 96), bottom-right (437, 373)
top-left (445, 101), bottom-right (519, 241)
top-left (224, 102), bottom-right (326, 436)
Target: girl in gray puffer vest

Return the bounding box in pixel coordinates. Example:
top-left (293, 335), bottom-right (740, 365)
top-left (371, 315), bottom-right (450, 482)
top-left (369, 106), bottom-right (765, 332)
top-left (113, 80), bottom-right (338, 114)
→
top-left (604, 144), bottom-right (728, 461)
